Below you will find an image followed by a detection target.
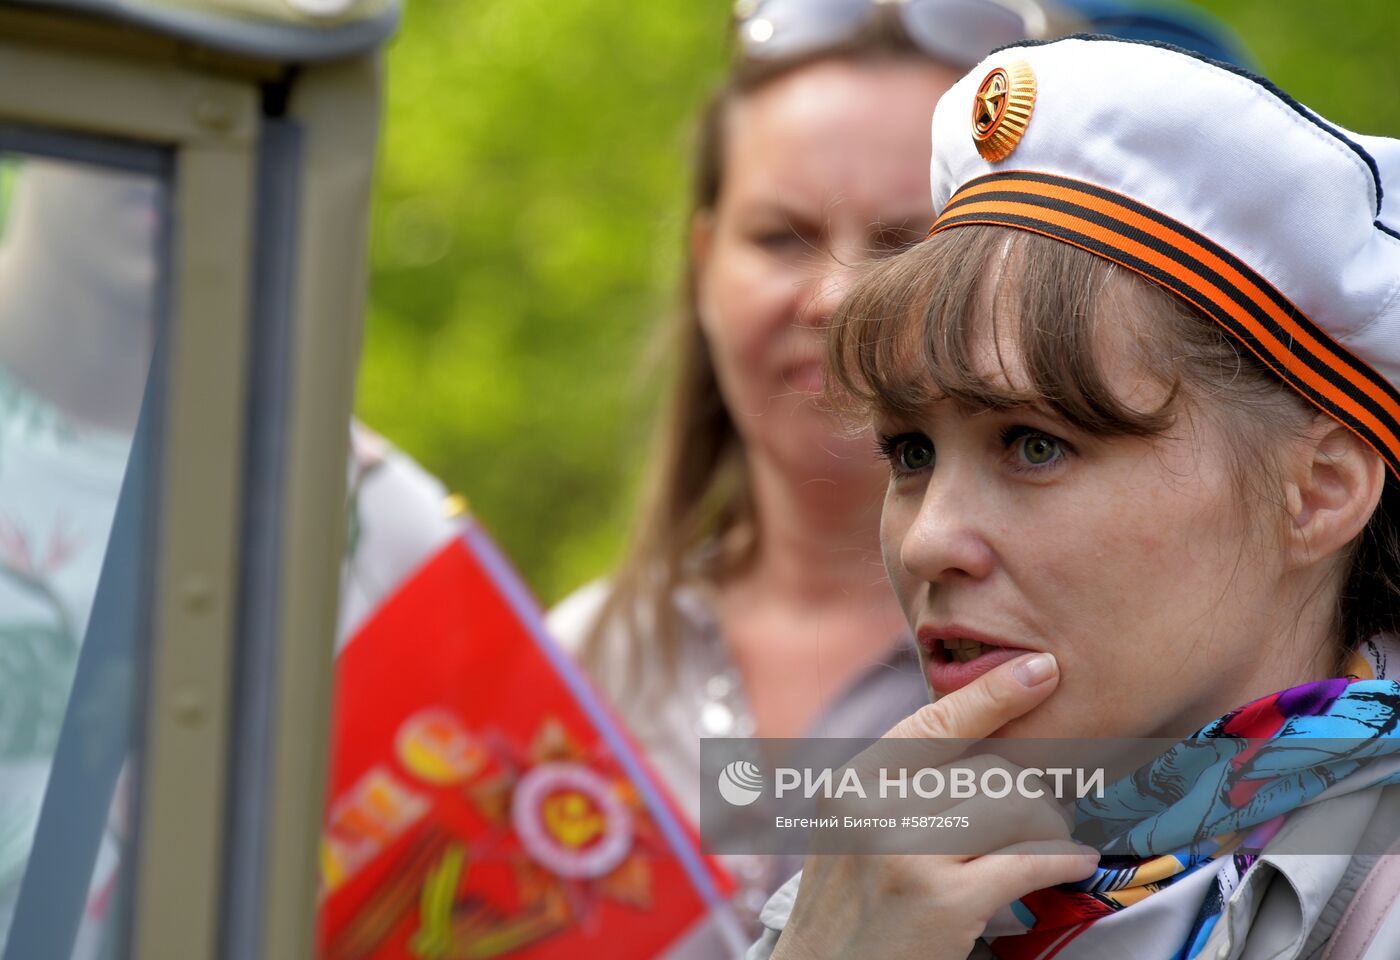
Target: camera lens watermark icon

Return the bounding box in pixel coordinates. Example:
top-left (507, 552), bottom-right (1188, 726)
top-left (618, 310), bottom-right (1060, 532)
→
top-left (718, 760), bottom-right (765, 806)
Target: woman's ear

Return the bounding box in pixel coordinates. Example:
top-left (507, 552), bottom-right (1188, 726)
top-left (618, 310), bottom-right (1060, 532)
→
top-left (1284, 419), bottom-right (1386, 565)
top-left (690, 210), bottom-right (716, 330)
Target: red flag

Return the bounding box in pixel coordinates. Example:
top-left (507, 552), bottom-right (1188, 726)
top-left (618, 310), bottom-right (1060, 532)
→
top-left (319, 521), bottom-right (736, 959)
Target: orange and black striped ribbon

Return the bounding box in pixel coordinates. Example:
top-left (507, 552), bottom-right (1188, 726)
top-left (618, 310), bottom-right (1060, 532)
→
top-left (930, 170), bottom-right (1400, 478)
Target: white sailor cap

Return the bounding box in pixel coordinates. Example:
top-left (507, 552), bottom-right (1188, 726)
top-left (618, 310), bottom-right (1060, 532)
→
top-left (926, 36), bottom-right (1400, 474)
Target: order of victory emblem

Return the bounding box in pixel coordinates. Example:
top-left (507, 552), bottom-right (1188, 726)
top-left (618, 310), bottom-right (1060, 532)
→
top-left (972, 60), bottom-right (1037, 162)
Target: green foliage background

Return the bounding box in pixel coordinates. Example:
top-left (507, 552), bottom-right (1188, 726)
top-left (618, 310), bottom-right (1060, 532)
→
top-left (356, 0), bottom-right (1400, 605)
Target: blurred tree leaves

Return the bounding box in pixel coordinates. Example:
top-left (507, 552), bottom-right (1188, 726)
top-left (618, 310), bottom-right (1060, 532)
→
top-left (359, 0), bottom-right (729, 603)
top-left (1192, 0), bottom-right (1400, 136)
top-left (357, 0), bottom-right (1400, 604)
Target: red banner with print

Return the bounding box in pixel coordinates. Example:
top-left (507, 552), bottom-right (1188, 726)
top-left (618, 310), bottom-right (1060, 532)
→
top-left (319, 524), bottom-right (734, 959)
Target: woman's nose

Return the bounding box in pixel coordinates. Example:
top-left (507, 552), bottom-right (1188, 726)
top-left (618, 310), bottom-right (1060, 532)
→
top-left (897, 475), bottom-right (997, 585)
top-left (800, 256), bottom-right (859, 329)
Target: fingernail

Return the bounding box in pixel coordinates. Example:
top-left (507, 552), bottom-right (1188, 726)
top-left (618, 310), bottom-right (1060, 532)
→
top-left (1012, 653), bottom-right (1056, 687)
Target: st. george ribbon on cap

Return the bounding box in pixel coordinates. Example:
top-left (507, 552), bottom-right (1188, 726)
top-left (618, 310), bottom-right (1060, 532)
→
top-left (925, 36), bottom-right (1400, 476)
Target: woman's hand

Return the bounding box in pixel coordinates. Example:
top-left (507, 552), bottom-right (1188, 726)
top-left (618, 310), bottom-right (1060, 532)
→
top-left (770, 653), bottom-right (1099, 960)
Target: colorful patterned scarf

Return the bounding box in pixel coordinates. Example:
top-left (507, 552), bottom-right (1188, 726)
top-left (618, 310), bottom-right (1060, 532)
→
top-left (991, 636), bottom-right (1400, 960)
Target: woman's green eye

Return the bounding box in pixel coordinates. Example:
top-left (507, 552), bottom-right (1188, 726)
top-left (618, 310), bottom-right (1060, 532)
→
top-left (1018, 434), bottom-right (1061, 466)
top-left (899, 440), bottom-right (934, 472)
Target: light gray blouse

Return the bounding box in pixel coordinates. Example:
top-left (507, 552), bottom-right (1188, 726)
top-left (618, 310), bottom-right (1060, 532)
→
top-left (547, 578), bottom-right (929, 958)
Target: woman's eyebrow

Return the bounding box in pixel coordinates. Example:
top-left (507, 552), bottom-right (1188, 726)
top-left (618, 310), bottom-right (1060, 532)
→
top-left (1012, 401), bottom-right (1076, 427)
top-left (870, 403), bottom-right (930, 429)
top-left (738, 199), bottom-right (822, 229)
top-left (966, 398), bottom-right (1070, 424)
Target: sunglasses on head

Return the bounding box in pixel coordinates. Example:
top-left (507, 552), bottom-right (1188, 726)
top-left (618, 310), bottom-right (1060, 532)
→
top-left (733, 0), bottom-right (1054, 68)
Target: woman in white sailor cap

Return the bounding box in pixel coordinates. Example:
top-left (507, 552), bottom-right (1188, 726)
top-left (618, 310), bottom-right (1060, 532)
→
top-left (748, 34), bottom-right (1400, 960)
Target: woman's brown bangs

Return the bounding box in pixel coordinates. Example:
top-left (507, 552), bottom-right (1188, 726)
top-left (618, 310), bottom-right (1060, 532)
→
top-left (827, 225), bottom-right (1175, 436)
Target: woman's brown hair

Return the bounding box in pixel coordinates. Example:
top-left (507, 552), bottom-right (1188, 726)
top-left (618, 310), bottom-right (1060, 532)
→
top-left (827, 224), bottom-right (1400, 667)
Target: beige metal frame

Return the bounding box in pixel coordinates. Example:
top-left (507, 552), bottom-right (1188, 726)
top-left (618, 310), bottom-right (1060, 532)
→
top-left (266, 55), bottom-right (380, 960)
top-left (0, 9), bottom-right (379, 959)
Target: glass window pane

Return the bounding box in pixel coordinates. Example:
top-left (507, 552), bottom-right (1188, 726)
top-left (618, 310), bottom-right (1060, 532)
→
top-left (0, 146), bottom-right (166, 960)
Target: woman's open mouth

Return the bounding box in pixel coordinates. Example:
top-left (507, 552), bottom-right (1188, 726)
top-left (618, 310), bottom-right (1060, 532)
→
top-left (918, 627), bottom-right (1036, 696)
top-left (943, 637), bottom-right (994, 663)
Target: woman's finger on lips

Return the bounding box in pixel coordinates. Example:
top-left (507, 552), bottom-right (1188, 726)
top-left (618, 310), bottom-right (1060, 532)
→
top-left (890, 652), bottom-right (1059, 744)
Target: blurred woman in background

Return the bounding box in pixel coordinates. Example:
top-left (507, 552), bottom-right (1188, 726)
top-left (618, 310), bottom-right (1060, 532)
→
top-left (546, 0), bottom-right (1075, 940)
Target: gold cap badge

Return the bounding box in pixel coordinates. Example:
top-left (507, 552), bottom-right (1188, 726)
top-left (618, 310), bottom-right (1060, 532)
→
top-left (972, 61), bottom-right (1036, 163)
